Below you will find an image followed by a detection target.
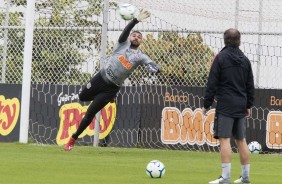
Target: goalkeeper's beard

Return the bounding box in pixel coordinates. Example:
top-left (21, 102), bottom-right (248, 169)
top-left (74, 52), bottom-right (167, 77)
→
top-left (130, 41), bottom-right (140, 49)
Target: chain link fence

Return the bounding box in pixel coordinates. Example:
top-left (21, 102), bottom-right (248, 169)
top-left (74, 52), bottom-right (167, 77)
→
top-left (2, 0), bottom-right (282, 88)
top-left (1, 0), bottom-right (282, 88)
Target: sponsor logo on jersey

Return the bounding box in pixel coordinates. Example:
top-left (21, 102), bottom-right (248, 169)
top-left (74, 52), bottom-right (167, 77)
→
top-left (118, 55), bottom-right (133, 70)
top-left (106, 66), bottom-right (117, 81)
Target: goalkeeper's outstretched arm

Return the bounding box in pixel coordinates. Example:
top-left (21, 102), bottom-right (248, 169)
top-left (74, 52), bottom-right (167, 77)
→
top-left (118, 9), bottom-right (151, 43)
top-left (118, 18), bottom-right (139, 43)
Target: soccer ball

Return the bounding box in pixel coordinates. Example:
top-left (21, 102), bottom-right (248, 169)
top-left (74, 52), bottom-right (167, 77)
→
top-left (248, 141), bottom-right (262, 154)
top-left (118, 4), bottom-right (136, 20)
top-left (146, 160), bottom-right (166, 178)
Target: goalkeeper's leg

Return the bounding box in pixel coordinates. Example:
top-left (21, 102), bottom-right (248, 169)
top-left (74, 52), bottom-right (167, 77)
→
top-left (64, 75), bottom-right (119, 151)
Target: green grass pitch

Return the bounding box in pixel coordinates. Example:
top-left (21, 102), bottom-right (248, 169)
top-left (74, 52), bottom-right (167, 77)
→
top-left (0, 143), bottom-right (281, 184)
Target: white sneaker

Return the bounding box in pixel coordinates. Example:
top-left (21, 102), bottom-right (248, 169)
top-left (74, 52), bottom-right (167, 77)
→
top-left (234, 176), bottom-right (251, 184)
top-left (209, 176), bottom-right (230, 184)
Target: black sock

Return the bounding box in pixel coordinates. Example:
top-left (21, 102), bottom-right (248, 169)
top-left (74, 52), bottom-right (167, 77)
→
top-left (72, 117), bottom-right (91, 140)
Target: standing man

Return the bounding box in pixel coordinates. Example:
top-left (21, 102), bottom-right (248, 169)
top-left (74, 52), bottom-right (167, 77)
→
top-left (202, 28), bottom-right (254, 184)
top-left (64, 9), bottom-right (161, 151)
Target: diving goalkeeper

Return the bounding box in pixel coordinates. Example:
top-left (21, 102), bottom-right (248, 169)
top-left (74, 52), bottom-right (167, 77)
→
top-left (64, 9), bottom-right (161, 151)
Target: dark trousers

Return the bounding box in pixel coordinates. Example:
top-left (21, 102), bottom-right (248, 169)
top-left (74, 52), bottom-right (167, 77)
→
top-left (72, 72), bottom-right (120, 139)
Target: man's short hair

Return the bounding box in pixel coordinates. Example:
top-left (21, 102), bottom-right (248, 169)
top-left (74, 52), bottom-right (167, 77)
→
top-left (224, 28), bottom-right (241, 47)
top-left (131, 30), bottom-right (142, 36)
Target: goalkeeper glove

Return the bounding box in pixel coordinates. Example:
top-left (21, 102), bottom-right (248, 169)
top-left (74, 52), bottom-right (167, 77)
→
top-left (136, 9), bottom-right (151, 22)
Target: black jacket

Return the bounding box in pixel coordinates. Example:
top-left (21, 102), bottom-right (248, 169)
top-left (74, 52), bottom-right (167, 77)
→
top-left (204, 46), bottom-right (255, 118)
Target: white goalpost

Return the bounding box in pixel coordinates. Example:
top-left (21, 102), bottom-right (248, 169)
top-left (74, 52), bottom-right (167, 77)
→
top-left (19, 0), bottom-right (36, 143)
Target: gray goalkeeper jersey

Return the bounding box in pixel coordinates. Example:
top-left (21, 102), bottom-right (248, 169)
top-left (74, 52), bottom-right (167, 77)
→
top-left (101, 40), bottom-right (160, 86)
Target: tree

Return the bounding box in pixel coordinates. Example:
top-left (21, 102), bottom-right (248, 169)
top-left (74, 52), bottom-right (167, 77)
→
top-left (32, 0), bottom-right (105, 84)
top-left (140, 32), bottom-right (215, 86)
top-left (1, 0), bottom-right (117, 84)
top-left (0, 9), bottom-right (24, 83)
top-left (1, 1), bottom-right (213, 86)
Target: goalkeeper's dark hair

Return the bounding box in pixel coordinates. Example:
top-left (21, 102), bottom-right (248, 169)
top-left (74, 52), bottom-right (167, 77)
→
top-left (131, 30), bottom-right (142, 36)
top-left (224, 28), bottom-right (241, 47)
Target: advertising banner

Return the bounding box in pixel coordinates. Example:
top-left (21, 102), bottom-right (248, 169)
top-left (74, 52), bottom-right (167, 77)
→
top-left (1, 84), bottom-right (282, 152)
top-left (0, 84), bottom-right (22, 142)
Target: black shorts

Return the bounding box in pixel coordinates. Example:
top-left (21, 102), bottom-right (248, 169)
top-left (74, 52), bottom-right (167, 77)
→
top-left (213, 113), bottom-right (246, 140)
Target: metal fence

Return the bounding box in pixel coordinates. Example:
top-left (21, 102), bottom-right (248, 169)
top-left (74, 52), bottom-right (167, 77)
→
top-left (1, 0), bottom-right (282, 88)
